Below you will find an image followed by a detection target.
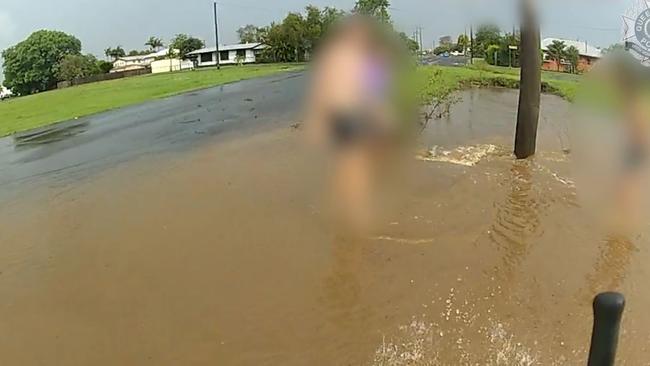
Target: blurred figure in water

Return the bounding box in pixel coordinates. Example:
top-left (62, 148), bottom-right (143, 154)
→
top-left (572, 51), bottom-right (650, 235)
top-left (305, 16), bottom-right (411, 232)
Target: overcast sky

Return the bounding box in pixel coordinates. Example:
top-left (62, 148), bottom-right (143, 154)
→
top-left (0, 0), bottom-right (631, 81)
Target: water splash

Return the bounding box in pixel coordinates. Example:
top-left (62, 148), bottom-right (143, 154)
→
top-left (416, 144), bottom-right (501, 167)
top-left (372, 285), bottom-right (540, 366)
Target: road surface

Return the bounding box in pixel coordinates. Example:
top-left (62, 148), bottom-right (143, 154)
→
top-left (0, 71), bottom-right (306, 202)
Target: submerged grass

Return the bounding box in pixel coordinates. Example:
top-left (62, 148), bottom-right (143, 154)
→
top-left (416, 64), bottom-right (580, 103)
top-left (0, 63), bottom-right (304, 137)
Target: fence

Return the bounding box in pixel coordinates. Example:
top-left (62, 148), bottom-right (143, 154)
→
top-left (57, 68), bottom-right (151, 89)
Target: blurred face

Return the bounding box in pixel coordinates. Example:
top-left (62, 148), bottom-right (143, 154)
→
top-left (338, 19), bottom-right (374, 52)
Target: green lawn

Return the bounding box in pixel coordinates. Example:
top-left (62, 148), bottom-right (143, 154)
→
top-left (0, 63), bottom-right (304, 137)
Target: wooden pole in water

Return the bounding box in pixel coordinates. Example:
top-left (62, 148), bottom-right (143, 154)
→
top-left (469, 25), bottom-right (474, 65)
top-left (514, 0), bottom-right (541, 159)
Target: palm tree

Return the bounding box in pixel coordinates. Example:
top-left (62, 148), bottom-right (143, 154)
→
top-left (114, 46), bottom-right (126, 59)
top-left (104, 46), bottom-right (126, 61)
top-left (565, 46), bottom-right (580, 74)
top-left (546, 40), bottom-right (566, 72)
top-left (145, 36), bottom-right (164, 52)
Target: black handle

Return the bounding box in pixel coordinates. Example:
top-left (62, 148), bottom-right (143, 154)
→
top-left (587, 292), bottom-right (625, 366)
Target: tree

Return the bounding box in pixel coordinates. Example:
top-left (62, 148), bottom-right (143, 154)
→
top-left (258, 5), bottom-right (346, 63)
top-left (354, 0), bottom-right (391, 23)
top-left (457, 34), bottom-right (469, 55)
top-left (399, 32), bottom-right (419, 53)
top-left (260, 11), bottom-right (309, 63)
top-left (514, 0), bottom-right (541, 159)
top-left (260, 22), bottom-right (293, 62)
top-left (237, 25), bottom-right (264, 43)
top-left (304, 5), bottom-right (325, 54)
top-left (105, 46), bottom-right (126, 60)
top-left (2, 30), bottom-right (82, 95)
top-left (565, 45), bottom-right (580, 73)
top-left (321, 6), bottom-right (345, 31)
top-left (485, 44), bottom-right (501, 65)
top-left (474, 24), bottom-right (502, 59)
top-left (55, 54), bottom-right (101, 81)
top-left (96, 60), bottom-right (113, 74)
top-left (546, 40), bottom-right (566, 71)
top-left (433, 44), bottom-right (452, 55)
top-left (169, 34), bottom-right (205, 60)
top-left (128, 49), bottom-right (148, 56)
top-left (145, 36), bottom-right (164, 51)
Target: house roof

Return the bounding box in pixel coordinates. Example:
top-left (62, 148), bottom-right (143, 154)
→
top-left (541, 38), bottom-right (602, 59)
top-left (187, 43), bottom-right (266, 55)
top-left (117, 48), bottom-right (171, 62)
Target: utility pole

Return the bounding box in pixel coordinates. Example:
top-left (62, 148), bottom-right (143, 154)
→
top-left (417, 26), bottom-right (424, 59)
top-left (414, 27), bottom-right (423, 62)
top-left (464, 26), bottom-right (468, 57)
top-left (514, 0), bottom-right (541, 159)
top-left (470, 25), bottom-right (474, 64)
top-left (213, 2), bottom-right (221, 70)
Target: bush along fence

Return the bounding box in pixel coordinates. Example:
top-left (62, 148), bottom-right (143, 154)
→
top-left (57, 68), bottom-right (151, 89)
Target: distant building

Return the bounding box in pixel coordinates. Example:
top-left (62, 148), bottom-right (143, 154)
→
top-left (439, 36), bottom-right (452, 45)
top-left (0, 86), bottom-right (12, 100)
top-left (187, 43), bottom-right (266, 67)
top-left (150, 59), bottom-right (194, 74)
top-left (111, 48), bottom-right (172, 73)
top-left (541, 38), bottom-right (602, 73)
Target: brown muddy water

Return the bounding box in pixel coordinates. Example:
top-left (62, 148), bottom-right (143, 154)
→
top-left (1, 88), bottom-right (650, 365)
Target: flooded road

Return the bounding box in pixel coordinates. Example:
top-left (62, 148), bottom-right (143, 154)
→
top-left (0, 71), bottom-right (304, 203)
top-left (1, 87), bottom-right (650, 365)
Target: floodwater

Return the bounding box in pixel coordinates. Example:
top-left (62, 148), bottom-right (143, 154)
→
top-left (1, 88), bottom-right (650, 365)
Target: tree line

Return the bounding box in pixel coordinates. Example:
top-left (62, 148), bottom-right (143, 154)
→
top-left (433, 24), bottom-right (523, 67)
top-left (437, 24), bottom-right (623, 74)
top-left (235, 0), bottom-right (419, 63)
top-left (2, 0), bottom-right (413, 96)
top-left (2, 32), bottom-right (205, 96)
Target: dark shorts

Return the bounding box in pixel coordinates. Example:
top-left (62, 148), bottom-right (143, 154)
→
top-left (330, 112), bottom-right (375, 147)
top-left (623, 142), bottom-right (647, 171)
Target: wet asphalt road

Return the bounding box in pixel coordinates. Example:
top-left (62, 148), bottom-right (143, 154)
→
top-left (0, 71), bottom-right (306, 201)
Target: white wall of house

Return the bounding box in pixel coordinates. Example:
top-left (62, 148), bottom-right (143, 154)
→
top-left (195, 49), bottom-right (258, 67)
top-left (0, 86), bottom-right (12, 99)
top-left (111, 48), bottom-right (172, 73)
top-left (151, 59), bottom-right (194, 73)
top-left (112, 57), bottom-right (155, 73)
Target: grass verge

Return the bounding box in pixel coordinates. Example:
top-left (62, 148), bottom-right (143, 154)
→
top-left (0, 63), bottom-right (304, 137)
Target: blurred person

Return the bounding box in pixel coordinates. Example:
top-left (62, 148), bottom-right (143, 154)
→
top-left (572, 51), bottom-right (650, 234)
top-left (305, 16), bottom-right (408, 232)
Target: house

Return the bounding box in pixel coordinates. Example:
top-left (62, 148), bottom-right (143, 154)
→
top-left (0, 86), bottom-right (12, 100)
top-left (150, 58), bottom-right (194, 74)
top-left (541, 38), bottom-right (602, 73)
top-left (111, 48), bottom-right (171, 73)
top-left (187, 43), bottom-right (266, 67)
